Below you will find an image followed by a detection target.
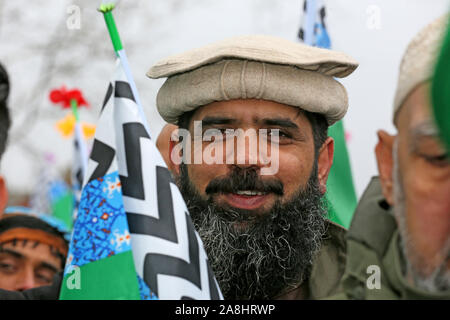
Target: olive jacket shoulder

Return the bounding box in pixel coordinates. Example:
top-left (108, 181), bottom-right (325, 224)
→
top-left (333, 176), bottom-right (450, 300)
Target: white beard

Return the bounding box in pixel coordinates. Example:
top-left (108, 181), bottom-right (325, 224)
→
top-left (392, 139), bottom-right (450, 292)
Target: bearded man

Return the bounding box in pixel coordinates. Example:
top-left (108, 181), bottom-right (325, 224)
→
top-left (338, 15), bottom-right (450, 299)
top-left (147, 35), bottom-right (358, 299)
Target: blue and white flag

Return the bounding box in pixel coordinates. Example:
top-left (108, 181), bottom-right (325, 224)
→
top-left (62, 59), bottom-right (223, 300)
top-left (298, 0), bottom-right (331, 49)
top-left (111, 60), bottom-right (223, 300)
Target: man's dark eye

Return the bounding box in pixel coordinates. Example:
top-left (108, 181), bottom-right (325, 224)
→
top-left (35, 268), bottom-right (56, 284)
top-left (278, 131), bottom-right (291, 138)
top-left (267, 129), bottom-right (290, 139)
top-left (205, 128), bottom-right (230, 134)
top-left (206, 128), bottom-right (230, 137)
top-left (0, 262), bottom-right (17, 273)
top-left (424, 153), bottom-right (449, 167)
top-left (35, 273), bottom-right (53, 284)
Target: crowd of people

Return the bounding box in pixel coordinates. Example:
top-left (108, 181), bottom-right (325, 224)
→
top-left (0, 14), bottom-right (448, 300)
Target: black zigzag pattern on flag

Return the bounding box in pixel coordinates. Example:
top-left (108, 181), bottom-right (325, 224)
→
top-left (298, 0), bottom-right (307, 40)
top-left (73, 140), bottom-right (83, 187)
top-left (127, 166), bottom-right (177, 243)
top-left (75, 168), bottom-right (83, 187)
top-left (115, 81), bottom-right (135, 102)
top-left (127, 166), bottom-right (220, 298)
top-left (88, 139), bottom-right (115, 183)
top-left (114, 82), bottom-right (147, 199)
top-left (115, 79), bottom-right (221, 298)
top-left (101, 83), bottom-right (113, 113)
top-left (207, 261), bottom-right (221, 300)
top-left (319, 6), bottom-right (326, 28)
top-left (119, 123), bottom-right (150, 200)
top-left (141, 211), bottom-right (201, 298)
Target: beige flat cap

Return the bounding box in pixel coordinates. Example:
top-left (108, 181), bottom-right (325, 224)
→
top-left (147, 35), bottom-right (359, 125)
top-left (393, 14), bottom-right (449, 125)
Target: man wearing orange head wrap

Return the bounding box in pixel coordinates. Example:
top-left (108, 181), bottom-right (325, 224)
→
top-left (0, 214), bottom-right (68, 291)
top-left (0, 63), bottom-right (68, 295)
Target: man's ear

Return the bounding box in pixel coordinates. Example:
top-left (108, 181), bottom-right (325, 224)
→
top-left (317, 137), bottom-right (334, 195)
top-left (168, 130), bottom-right (181, 176)
top-left (0, 176), bottom-right (8, 218)
top-left (375, 130), bottom-right (395, 206)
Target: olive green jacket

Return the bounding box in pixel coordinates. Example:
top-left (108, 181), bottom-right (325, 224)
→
top-left (333, 176), bottom-right (450, 300)
top-left (276, 220), bottom-right (347, 299)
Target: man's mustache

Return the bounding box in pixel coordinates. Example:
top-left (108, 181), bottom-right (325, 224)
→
top-left (205, 167), bottom-right (284, 196)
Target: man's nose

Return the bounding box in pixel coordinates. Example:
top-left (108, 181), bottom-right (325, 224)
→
top-left (15, 266), bottom-right (36, 291)
top-left (228, 129), bottom-right (267, 168)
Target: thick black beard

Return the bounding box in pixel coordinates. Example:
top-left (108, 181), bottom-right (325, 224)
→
top-left (177, 165), bottom-right (327, 300)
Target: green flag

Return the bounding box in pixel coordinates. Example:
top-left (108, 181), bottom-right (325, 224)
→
top-left (60, 251), bottom-right (140, 300)
top-left (299, 0), bottom-right (358, 228)
top-left (326, 122), bottom-right (358, 229)
top-left (431, 15), bottom-right (450, 150)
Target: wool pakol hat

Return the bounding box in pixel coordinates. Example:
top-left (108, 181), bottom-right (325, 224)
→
top-left (147, 35), bottom-right (358, 125)
top-left (393, 14), bottom-right (449, 125)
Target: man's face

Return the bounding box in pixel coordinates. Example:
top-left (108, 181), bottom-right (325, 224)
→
top-left (173, 99), bottom-right (330, 214)
top-left (0, 240), bottom-right (62, 291)
top-left (394, 83), bottom-right (450, 291)
top-left (170, 99), bottom-right (333, 299)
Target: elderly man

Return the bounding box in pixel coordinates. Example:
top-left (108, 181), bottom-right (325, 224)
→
top-left (338, 16), bottom-right (449, 299)
top-left (147, 35), bottom-right (358, 299)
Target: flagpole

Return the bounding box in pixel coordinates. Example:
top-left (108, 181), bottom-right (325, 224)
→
top-left (70, 99), bottom-right (88, 185)
top-left (70, 99), bottom-right (80, 122)
top-left (98, 3), bottom-right (152, 137)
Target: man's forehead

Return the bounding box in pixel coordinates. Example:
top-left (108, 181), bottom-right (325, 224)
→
top-left (192, 99), bottom-right (306, 123)
top-left (410, 120), bottom-right (439, 141)
top-left (1, 239), bottom-right (47, 252)
top-left (0, 241), bottom-right (61, 268)
top-left (402, 115), bottom-right (442, 153)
